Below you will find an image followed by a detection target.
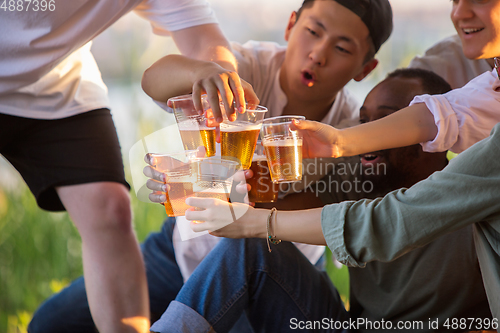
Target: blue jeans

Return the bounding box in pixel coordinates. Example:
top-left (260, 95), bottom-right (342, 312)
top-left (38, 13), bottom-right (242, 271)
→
top-left (28, 218), bottom-right (253, 333)
top-left (151, 238), bottom-right (349, 333)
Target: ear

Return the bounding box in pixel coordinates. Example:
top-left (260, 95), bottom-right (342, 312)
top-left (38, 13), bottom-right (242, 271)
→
top-left (284, 11), bottom-right (298, 42)
top-left (353, 59), bottom-right (378, 82)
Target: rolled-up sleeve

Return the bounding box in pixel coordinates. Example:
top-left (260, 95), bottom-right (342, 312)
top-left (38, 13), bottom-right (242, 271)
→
top-left (410, 70), bottom-right (500, 153)
top-left (322, 124), bottom-right (500, 267)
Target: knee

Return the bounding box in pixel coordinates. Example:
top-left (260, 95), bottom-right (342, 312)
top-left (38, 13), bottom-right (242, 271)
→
top-left (78, 184), bottom-right (133, 235)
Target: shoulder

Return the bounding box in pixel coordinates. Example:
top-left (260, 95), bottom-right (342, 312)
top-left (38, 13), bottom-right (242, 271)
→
top-left (409, 35), bottom-right (491, 88)
top-left (409, 35), bottom-right (467, 69)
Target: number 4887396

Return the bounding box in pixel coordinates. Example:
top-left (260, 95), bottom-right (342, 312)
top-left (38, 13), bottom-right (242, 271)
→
top-left (1, 0), bottom-right (56, 11)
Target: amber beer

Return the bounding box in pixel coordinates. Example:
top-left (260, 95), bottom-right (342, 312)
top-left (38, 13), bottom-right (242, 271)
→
top-left (179, 128), bottom-right (216, 157)
top-left (163, 182), bottom-right (194, 216)
top-left (263, 137), bottom-right (303, 182)
top-left (248, 155), bottom-right (279, 203)
top-left (220, 126), bottom-right (261, 169)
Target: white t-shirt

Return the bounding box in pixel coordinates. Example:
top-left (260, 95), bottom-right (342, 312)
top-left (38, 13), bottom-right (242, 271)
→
top-left (0, 0), bottom-right (217, 119)
top-left (409, 34), bottom-right (492, 89)
top-left (173, 40), bottom-right (361, 281)
top-left (411, 69), bottom-right (500, 154)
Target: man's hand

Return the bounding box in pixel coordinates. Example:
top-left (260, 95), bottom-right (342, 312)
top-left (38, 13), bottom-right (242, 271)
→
top-left (191, 62), bottom-right (259, 123)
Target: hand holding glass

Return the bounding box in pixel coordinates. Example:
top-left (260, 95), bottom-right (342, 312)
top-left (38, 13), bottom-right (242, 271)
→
top-left (148, 151), bottom-right (199, 217)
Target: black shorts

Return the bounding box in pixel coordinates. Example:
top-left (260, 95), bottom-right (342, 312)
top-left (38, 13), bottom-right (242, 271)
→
top-left (0, 109), bottom-right (130, 211)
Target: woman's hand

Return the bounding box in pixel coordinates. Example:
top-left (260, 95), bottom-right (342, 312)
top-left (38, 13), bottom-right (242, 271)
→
top-left (290, 119), bottom-right (343, 158)
top-left (186, 198), bottom-right (267, 239)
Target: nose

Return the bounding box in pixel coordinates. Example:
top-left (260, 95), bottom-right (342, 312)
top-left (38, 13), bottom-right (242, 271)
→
top-left (450, 0), bottom-right (474, 23)
top-left (309, 41), bottom-right (328, 66)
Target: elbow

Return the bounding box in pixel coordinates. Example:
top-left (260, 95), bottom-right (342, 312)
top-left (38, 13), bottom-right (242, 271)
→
top-left (141, 66), bottom-right (155, 99)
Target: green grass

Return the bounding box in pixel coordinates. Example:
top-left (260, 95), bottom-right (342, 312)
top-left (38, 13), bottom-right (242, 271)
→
top-left (0, 179), bottom-right (165, 333)
top-left (325, 247), bottom-right (350, 310)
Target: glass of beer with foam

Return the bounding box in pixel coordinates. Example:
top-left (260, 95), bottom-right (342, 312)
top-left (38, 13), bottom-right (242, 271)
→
top-left (219, 104), bottom-right (267, 170)
top-left (169, 94), bottom-right (216, 157)
top-left (261, 116), bottom-right (305, 183)
top-left (248, 142), bottom-right (279, 203)
top-left (149, 151), bottom-right (199, 217)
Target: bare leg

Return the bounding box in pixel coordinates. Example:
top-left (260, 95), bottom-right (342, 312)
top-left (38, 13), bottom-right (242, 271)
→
top-left (57, 182), bottom-right (149, 333)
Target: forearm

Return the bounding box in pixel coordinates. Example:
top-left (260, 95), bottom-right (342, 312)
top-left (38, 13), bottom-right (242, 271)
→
top-left (242, 207), bottom-right (326, 246)
top-left (141, 54), bottom-right (219, 101)
top-left (171, 23), bottom-right (237, 72)
top-left (338, 103), bottom-right (438, 156)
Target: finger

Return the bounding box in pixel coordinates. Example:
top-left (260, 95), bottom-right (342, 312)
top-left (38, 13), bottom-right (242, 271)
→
top-left (215, 127), bottom-right (221, 143)
top-left (143, 165), bottom-right (166, 182)
top-left (190, 220), bottom-right (211, 232)
top-left (192, 84), bottom-right (206, 115)
top-left (235, 182), bottom-right (251, 195)
top-left (146, 178), bottom-right (168, 192)
top-left (207, 230), bottom-right (224, 237)
top-left (185, 208), bottom-right (206, 221)
top-left (228, 73), bottom-right (246, 114)
top-left (196, 146), bottom-right (207, 158)
top-left (144, 153), bottom-right (153, 165)
top-left (289, 118), bottom-right (306, 130)
top-left (149, 191), bottom-right (167, 204)
top-left (205, 109), bottom-right (218, 127)
top-left (185, 196), bottom-right (216, 210)
top-left (215, 77), bottom-right (236, 121)
top-left (232, 169), bottom-right (248, 183)
top-left (244, 169), bottom-right (253, 180)
top-left (205, 84), bottom-right (223, 123)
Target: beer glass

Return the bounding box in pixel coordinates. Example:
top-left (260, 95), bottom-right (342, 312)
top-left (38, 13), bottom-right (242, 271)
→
top-left (169, 94), bottom-right (216, 157)
top-left (149, 151), bottom-right (199, 217)
top-left (191, 157), bottom-right (240, 222)
top-left (261, 116), bottom-right (305, 183)
top-left (248, 143), bottom-right (279, 203)
top-left (219, 104), bottom-right (268, 169)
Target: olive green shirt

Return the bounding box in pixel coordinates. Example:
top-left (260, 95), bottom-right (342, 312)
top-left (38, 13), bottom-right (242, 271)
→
top-left (322, 124), bottom-right (500, 322)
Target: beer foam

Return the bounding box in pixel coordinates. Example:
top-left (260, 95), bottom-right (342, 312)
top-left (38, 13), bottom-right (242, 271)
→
top-left (263, 137), bottom-right (303, 147)
top-left (220, 122), bottom-right (261, 132)
top-left (252, 154), bottom-right (267, 162)
top-left (179, 123), bottom-right (215, 131)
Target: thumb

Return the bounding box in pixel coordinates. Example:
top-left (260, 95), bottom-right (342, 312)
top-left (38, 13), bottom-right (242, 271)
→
top-left (290, 119), bottom-right (316, 131)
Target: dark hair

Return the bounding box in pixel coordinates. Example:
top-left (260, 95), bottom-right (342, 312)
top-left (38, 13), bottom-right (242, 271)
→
top-left (296, 0), bottom-right (392, 61)
top-left (386, 68), bottom-right (452, 95)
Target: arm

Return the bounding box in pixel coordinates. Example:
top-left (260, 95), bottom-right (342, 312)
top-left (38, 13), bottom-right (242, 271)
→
top-left (142, 24), bottom-right (259, 121)
top-left (169, 23), bottom-right (237, 72)
top-left (338, 102), bottom-right (437, 156)
top-left (186, 199), bottom-right (327, 246)
top-left (292, 103), bottom-right (437, 158)
top-left (322, 124), bottom-right (500, 267)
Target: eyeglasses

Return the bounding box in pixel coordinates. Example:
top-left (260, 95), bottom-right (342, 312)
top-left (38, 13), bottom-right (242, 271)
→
top-left (495, 57), bottom-right (500, 78)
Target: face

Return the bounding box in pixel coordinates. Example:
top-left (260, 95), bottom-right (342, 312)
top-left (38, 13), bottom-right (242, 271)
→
top-left (450, 0), bottom-right (500, 59)
top-left (359, 77), bottom-right (427, 191)
top-left (281, 1), bottom-right (378, 104)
